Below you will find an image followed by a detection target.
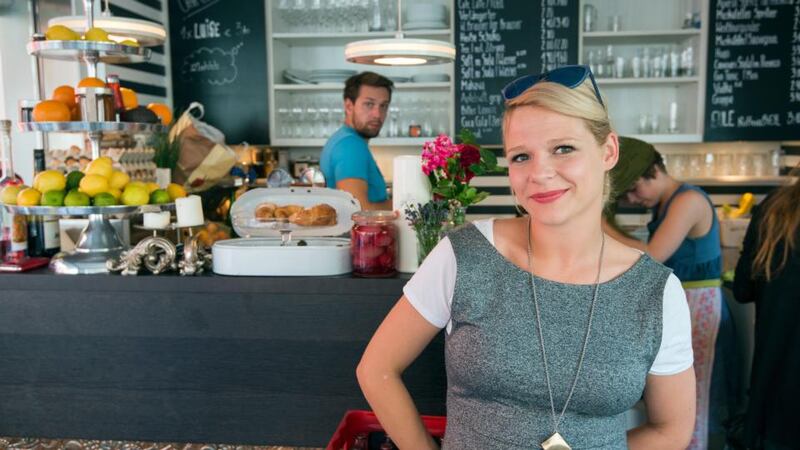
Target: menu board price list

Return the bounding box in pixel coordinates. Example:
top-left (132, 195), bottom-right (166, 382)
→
top-left (455, 0), bottom-right (578, 145)
top-left (706, 0), bottom-right (800, 140)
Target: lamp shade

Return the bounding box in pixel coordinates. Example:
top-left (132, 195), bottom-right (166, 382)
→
top-left (48, 15), bottom-right (166, 46)
top-left (345, 37), bottom-right (456, 66)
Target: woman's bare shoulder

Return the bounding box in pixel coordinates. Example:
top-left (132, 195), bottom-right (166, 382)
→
top-left (603, 235), bottom-right (646, 280)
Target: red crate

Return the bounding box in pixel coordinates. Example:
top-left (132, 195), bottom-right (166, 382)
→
top-left (326, 410), bottom-right (447, 450)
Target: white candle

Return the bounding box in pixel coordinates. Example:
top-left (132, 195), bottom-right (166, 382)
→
top-left (175, 195), bottom-right (204, 227)
top-left (143, 211), bottom-right (171, 229)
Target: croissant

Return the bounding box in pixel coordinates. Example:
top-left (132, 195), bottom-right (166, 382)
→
top-left (289, 203), bottom-right (337, 227)
top-left (254, 202), bottom-right (278, 221)
top-left (274, 204), bottom-right (303, 219)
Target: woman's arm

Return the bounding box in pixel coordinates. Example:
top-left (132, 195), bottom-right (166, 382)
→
top-left (605, 191), bottom-right (710, 262)
top-left (627, 368), bottom-right (696, 449)
top-left (356, 296), bottom-right (442, 450)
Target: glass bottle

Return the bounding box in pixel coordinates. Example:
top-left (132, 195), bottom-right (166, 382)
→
top-left (379, 435), bottom-right (397, 450)
top-left (28, 148), bottom-right (60, 257)
top-left (106, 74), bottom-right (125, 121)
top-left (0, 120), bottom-right (27, 262)
top-left (352, 433), bottom-right (368, 450)
top-left (351, 210), bottom-right (398, 277)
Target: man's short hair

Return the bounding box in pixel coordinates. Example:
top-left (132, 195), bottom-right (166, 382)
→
top-left (344, 72), bottom-right (394, 103)
top-left (641, 151), bottom-right (667, 179)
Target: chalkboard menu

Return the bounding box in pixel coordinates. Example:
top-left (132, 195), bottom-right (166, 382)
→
top-left (168, 0), bottom-right (269, 144)
top-left (455, 0), bottom-right (579, 145)
top-left (704, 0), bottom-right (800, 141)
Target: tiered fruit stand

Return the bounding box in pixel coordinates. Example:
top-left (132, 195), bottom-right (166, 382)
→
top-left (5, 0), bottom-right (170, 274)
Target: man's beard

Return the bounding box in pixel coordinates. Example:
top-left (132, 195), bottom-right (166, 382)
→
top-left (354, 120), bottom-right (382, 139)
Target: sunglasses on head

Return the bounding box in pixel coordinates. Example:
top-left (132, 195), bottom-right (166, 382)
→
top-left (501, 65), bottom-right (604, 107)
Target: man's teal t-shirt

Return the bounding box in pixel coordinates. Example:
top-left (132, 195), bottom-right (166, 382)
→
top-left (320, 125), bottom-right (388, 203)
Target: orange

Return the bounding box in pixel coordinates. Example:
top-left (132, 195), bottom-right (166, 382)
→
top-left (33, 100), bottom-right (71, 122)
top-left (70, 104), bottom-right (81, 121)
top-left (77, 77), bottom-right (106, 88)
top-left (52, 85), bottom-right (76, 107)
top-left (146, 103), bottom-right (172, 125)
top-left (120, 87), bottom-right (138, 110)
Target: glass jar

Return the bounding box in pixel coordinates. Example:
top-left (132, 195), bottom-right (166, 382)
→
top-left (351, 210), bottom-right (398, 278)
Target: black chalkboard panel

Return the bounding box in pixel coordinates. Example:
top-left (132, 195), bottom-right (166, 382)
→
top-left (455, 0), bottom-right (579, 145)
top-left (168, 0), bottom-right (269, 144)
top-left (704, 0), bottom-right (800, 141)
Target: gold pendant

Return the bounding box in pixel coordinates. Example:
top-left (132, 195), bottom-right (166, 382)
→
top-left (541, 432), bottom-right (571, 450)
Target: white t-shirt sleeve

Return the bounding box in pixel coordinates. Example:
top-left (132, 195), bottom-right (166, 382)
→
top-left (402, 236), bottom-right (457, 330)
top-left (649, 273), bottom-right (694, 375)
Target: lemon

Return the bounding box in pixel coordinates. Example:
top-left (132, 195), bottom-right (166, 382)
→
top-left (45, 25), bottom-right (80, 41)
top-left (41, 190), bottom-right (66, 207)
top-left (119, 39), bottom-right (140, 47)
top-left (66, 171), bottom-right (85, 191)
top-left (108, 170), bottom-right (131, 190)
top-left (93, 192), bottom-right (117, 206)
top-left (146, 182), bottom-right (160, 194)
top-left (166, 183), bottom-right (187, 200)
top-left (108, 188), bottom-right (122, 200)
top-left (1, 185), bottom-right (25, 205)
top-left (85, 158), bottom-right (113, 179)
top-left (121, 184), bottom-right (149, 206)
top-left (83, 27), bottom-right (110, 42)
top-left (149, 189), bottom-right (171, 205)
top-left (79, 174), bottom-right (110, 197)
top-left (64, 190), bottom-right (90, 207)
top-left (17, 188), bottom-right (42, 206)
top-left (33, 170), bottom-right (67, 193)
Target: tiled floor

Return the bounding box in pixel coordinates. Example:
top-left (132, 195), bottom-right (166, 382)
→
top-left (0, 438), bottom-right (323, 450)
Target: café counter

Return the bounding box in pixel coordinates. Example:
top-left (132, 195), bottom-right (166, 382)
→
top-left (0, 270), bottom-right (446, 447)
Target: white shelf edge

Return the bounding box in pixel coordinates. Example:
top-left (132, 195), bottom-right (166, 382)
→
top-left (273, 82), bottom-right (450, 91)
top-left (272, 30), bottom-right (450, 40)
top-left (583, 29), bottom-right (701, 39)
top-left (272, 137), bottom-right (432, 147)
top-left (678, 176), bottom-right (795, 186)
top-left (597, 76), bottom-right (699, 85)
top-left (626, 133), bottom-right (702, 143)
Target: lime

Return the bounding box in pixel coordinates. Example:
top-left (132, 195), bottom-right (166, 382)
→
top-left (66, 171), bottom-right (85, 191)
top-left (41, 190), bottom-right (66, 207)
top-left (92, 192), bottom-right (117, 206)
top-left (64, 190), bottom-right (91, 207)
top-left (149, 189), bottom-right (171, 204)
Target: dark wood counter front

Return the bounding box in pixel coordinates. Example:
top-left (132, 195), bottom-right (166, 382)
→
top-left (0, 271), bottom-right (446, 447)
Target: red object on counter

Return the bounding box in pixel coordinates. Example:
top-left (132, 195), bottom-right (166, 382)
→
top-left (326, 410), bottom-right (446, 450)
top-left (350, 211), bottom-right (398, 278)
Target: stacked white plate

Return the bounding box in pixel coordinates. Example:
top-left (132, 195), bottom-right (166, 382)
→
top-left (283, 69), bottom-right (312, 84)
top-left (405, 3), bottom-right (448, 30)
top-left (309, 69), bottom-right (358, 84)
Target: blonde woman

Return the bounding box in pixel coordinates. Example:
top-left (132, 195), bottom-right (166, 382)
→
top-left (734, 172), bottom-right (800, 450)
top-left (357, 65), bottom-right (695, 449)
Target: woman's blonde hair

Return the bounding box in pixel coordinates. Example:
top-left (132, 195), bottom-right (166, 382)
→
top-left (503, 79), bottom-right (615, 205)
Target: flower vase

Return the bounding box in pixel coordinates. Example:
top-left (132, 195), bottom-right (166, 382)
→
top-left (416, 225), bottom-right (444, 265)
top-left (448, 205), bottom-right (467, 228)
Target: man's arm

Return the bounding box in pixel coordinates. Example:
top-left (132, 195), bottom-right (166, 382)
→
top-left (337, 178), bottom-right (392, 210)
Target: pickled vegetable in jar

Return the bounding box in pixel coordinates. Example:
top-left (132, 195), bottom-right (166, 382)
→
top-left (351, 210), bottom-right (398, 277)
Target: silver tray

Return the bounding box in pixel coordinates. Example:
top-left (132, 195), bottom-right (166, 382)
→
top-left (18, 121), bottom-right (166, 133)
top-left (2, 203), bottom-right (174, 216)
top-left (27, 40), bottom-right (151, 63)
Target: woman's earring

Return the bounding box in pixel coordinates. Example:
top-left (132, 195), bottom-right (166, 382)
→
top-left (511, 188), bottom-right (527, 216)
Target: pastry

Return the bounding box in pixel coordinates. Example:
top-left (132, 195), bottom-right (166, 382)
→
top-left (289, 203), bottom-right (337, 227)
top-left (254, 202), bottom-right (277, 221)
top-left (274, 204), bottom-right (303, 219)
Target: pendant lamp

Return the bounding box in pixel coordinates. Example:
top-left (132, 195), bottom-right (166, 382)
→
top-left (345, 0), bottom-right (456, 66)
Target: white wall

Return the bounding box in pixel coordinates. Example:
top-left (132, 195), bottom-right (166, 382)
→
top-left (0, 0), bottom-right (37, 182)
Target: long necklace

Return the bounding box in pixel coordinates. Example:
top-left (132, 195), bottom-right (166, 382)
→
top-left (527, 217), bottom-right (605, 450)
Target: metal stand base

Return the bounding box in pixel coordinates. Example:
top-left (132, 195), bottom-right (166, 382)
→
top-left (49, 213), bottom-right (126, 274)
